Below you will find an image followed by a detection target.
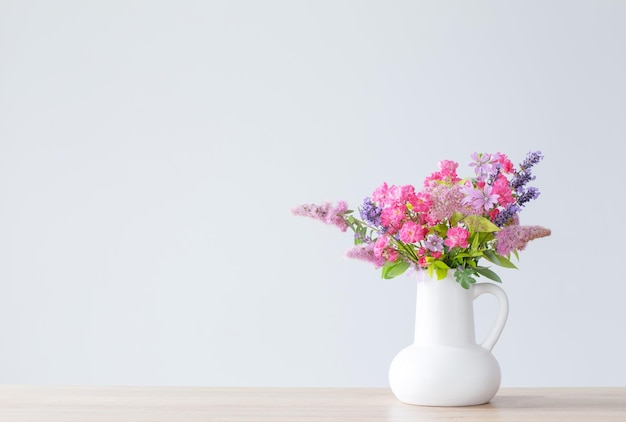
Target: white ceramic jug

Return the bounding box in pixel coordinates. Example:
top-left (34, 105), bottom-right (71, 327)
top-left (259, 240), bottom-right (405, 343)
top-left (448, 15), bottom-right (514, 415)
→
top-left (388, 270), bottom-right (509, 406)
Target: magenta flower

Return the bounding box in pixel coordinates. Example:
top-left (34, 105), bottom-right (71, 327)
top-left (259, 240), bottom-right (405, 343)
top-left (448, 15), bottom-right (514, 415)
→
top-left (445, 227), bottom-right (470, 248)
top-left (372, 182), bottom-right (391, 205)
top-left (398, 221), bottom-right (426, 244)
top-left (373, 235), bottom-right (390, 258)
top-left (380, 205), bottom-right (406, 231)
top-left (373, 235), bottom-right (399, 261)
top-left (438, 160), bottom-right (459, 178)
top-left (410, 191), bottom-right (432, 213)
top-left (424, 160), bottom-right (461, 187)
top-left (491, 174), bottom-right (514, 206)
top-left (495, 152), bottom-right (514, 173)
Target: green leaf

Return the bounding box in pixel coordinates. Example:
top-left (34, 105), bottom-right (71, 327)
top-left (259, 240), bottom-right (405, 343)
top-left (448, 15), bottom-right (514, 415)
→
top-left (432, 223), bottom-right (448, 236)
top-left (483, 250), bottom-right (518, 269)
top-left (483, 250), bottom-right (500, 265)
top-left (474, 266), bottom-right (502, 283)
top-left (450, 211), bottom-right (464, 226)
top-left (381, 260), bottom-right (410, 279)
top-left (494, 254), bottom-right (517, 269)
top-left (463, 215), bottom-right (501, 233)
top-left (454, 268), bottom-right (477, 289)
top-left (435, 267), bottom-right (448, 280)
top-left (471, 232), bottom-right (480, 251)
top-left (433, 260), bottom-right (450, 270)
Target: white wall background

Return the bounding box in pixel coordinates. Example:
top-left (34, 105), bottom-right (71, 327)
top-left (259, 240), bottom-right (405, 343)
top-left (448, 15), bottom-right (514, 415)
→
top-left (1, 0), bottom-right (625, 388)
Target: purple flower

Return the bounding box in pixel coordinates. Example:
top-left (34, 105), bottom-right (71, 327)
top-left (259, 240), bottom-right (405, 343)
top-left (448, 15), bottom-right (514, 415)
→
top-left (354, 232), bottom-right (372, 243)
top-left (461, 184), bottom-right (499, 211)
top-left (511, 151), bottom-right (543, 193)
top-left (521, 151), bottom-right (544, 171)
top-left (511, 170), bottom-right (535, 193)
top-left (517, 186), bottom-right (540, 207)
top-left (424, 234), bottom-right (444, 252)
top-left (494, 204), bottom-right (521, 227)
top-left (469, 152), bottom-right (496, 181)
top-left (359, 197), bottom-right (382, 227)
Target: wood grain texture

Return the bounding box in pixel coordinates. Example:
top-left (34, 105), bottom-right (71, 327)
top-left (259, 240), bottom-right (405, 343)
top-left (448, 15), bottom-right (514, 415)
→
top-left (0, 386), bottom-right (625, 421)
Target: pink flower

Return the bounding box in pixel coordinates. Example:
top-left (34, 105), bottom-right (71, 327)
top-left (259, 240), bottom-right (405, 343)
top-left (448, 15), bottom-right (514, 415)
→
top-left (426, 184), bottom-right (467, 223)
top-left (373, 234), bottom-right (399, 261)
top-left (424, 160), bottom-right (461, 186)
top-left (386, 249), bottom-right (399, 262)
top-left (345, 243), bottom-right (386, 268)
top-left (444, 226), bottom-right (470, 248)
top-left (424, 171), bottom-right (443, 187)
top-left (291, 201), bottom-right (349, 232)
top-left (373, 235), bottom-right (390, 258)
top-left (495, 225), bottom-right (551, 256)
top-left (409, 191), bottom-right (432, 213)
top-left (492, 174), bottom-right (514, 206)
top-left (398, 221), bottom-right (426, 243)
top-left (386, 185), bottom-right (403, 205)
top-left (372, 182), bottom-right (390, 205)
top-left (439, 159), bottom-right (458, 176)
top-left (495, 152), bottom-right (514, 173)
top-left (399, 185), bottom-right (416, 203)
top-left (373, 183), bottom-right (419, 208)
top-left (380, 205), bottom-right (406, 231)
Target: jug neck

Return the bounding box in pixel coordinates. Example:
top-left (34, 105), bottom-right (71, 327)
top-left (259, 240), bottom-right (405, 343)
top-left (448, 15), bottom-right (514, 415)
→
top-left (413, 271), bottom-right (477, 346)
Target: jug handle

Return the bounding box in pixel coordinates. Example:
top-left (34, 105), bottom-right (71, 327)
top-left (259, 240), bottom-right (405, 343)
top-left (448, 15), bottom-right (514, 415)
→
top-left (473, 283), bottom-right (509, 351)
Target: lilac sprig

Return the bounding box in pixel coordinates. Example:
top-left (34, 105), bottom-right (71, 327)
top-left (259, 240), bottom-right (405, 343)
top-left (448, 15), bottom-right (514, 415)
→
top-left (520, 151), bottom-right (544, 171)
top-left (510, 170), bottom-right (536, 193)
top-left (516, 186), bottom-right (540, 207)
top-left (359, 197), bottom-right (382, 227)
top-left (511, 151), bottom-right (543, 193)
top-left (504, 151), bottom-right (543, 224)
top-left (494, 204), bottom-right (521, 227)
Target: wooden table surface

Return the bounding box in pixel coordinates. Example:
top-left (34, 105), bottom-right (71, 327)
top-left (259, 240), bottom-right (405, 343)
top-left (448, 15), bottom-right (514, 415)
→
top-left (0, 386), bottom-right (625, 421)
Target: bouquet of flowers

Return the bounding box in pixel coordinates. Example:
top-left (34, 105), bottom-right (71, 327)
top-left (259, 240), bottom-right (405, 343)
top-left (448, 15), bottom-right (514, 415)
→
top-left (292, 151), bottom-right (551, 289)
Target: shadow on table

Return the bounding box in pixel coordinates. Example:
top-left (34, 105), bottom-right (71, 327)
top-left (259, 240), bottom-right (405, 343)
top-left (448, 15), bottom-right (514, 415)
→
top-left (385, 389), bottom-right (626, 421)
